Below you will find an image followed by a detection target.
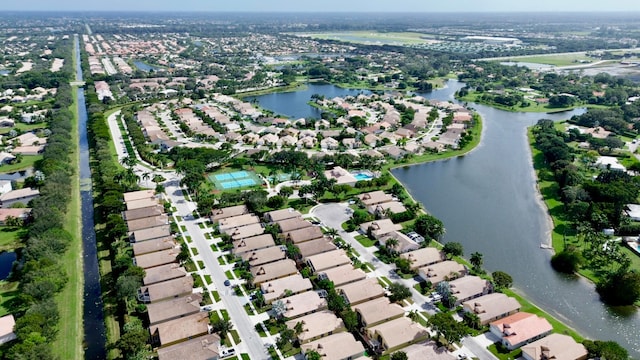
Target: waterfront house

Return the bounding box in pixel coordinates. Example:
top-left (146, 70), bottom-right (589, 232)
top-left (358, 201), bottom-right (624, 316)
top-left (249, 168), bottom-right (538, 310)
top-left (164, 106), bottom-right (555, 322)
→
top-left (357, 190), bottom-right (393, 207)
top-left (418, 260), bottom-right (467, 285)
top-left (132, 236), bottom-right (178, 256)
top-left (0, 315), bottom-right (16, 345)
top-left (490, 312), bottom-right (553, 350)
top-left (522, 334), bottom-right (588, 360)
top-left (324, 166), bottom-right (358, 187)
top-left (462, 293), bottom-right (521, 325)
top-left (448, 275), bottom-right (493, 306)
top-left (379, 231), bottom-right (420, 253)
top-left (400, 247), bottom-right (445, 271)
top-left (360, 219), bottom-right (402, 239)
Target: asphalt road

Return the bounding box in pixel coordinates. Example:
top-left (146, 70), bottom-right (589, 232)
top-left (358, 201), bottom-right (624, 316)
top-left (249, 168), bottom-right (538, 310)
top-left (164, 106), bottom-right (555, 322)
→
top-left (164, 180), bottom-right (271, 360)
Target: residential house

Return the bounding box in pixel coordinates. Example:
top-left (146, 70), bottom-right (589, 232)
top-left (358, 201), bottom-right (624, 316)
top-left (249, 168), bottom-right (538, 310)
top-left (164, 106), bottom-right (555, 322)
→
top-left (369, 201), bottom-right (407, 217)
top-left (418, 260), bottom-right (467, 285)
top-left (301, 332), bottom-right (365, 360)
top-left (366, 317), bottom-right (430, 354)
top-left (218, 214), bottom-right (261, 234)
top-left (126, 198), bottom-right (159, 210)
top-left (276, 217), bottom-right (312, 233)
top-left (342, 138), bottom-right (361, 149)
top-left (381, 146), bottom-right (404, 160)
top-left (229, 223), bottom-right (264, 241)
top-left (284, 226), bottom-right (324, 244)
top-left (522, 334), bottom-right (588, 360)
top-left (127, 214), bottom-right (169, 232)
top-left (400, 248), bottom-right (444, 271)
top-left (352, 297), bottom-right (405, 328)
top-left (149, 312), bottom-right (209, 347)
top-left (286, 310), bottom-right (345, 344)
top-left (0, 208), bottom-right (31, 225)
top-left (281, 291), bottom-right (328, 319)
top-left (337, 278), bottom-right (385, 305)
top-left (0, 315), bottom-right (16, 345)
top-left (318, 264), bottom-right (366, 287)
top-left (360, 219), bottom-right (402, 239)
top-left (232, 234), bottom-right (275, 255)
top-left (261, 274), bottom-right (313, 304)
top-left (134, 249), bottom-right (179, 269)
top-left (321, 137), bottom-right (340, 150)
top-left (402, 341), bottom-right (456, 360)
top-left (157, 334), bottom-right (221, 360)
top-left (132, 237), bottom-right (178, 256)
top-left (251, 259), bottom-right (298, 286)
top-left (296, 238), bottom-right (338, 259)
top-left (240, 246), bottom-right (287, 267)
top-left (146, 293), bottom-right (202, 325)
top-left (143, 264), bottom-right (188, 286)
top-left (395, 128), bottom-right (415, 138)
top-left (306, 249), bottom-right (351, 272)
top-left (123, 205), bottom-right (164, 221)
top-left (324, 166), bottom-right (358, 187)
top-left (462, 293), bottom-right (521, 325)
top-left (357, 191), bottom-right (393, 207)
top-left (138, 276), bottom-right (193, 303)
top-left (379, 231), bottom-right (420, 253)
top-left (0, 188), bottom-right (39, 208)
top-left (596, 156), bottom-right (627, 172)
top-left (123, 190), bottom-right (156, 202)
top-left (490, 312), bottom-right (553, 350)
top-left (448, 275), bottom-right (493, 306)
top-left (130, 225), bottom-right (171, 243)
top-left (265, 208), bottom-right (302, 223)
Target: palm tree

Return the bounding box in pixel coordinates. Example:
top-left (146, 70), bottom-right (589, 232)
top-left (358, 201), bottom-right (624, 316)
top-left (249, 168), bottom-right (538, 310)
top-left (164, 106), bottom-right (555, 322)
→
top-left (385, 238), bottom-right (399, 252)
top-left (121, 155), bottom-right (136, 169)
top-left (272, 300), bottom-right (287, 319)
top-left (325, 228), bottom-right (339, 240)
top-left (470, 252), bottom-right (483, 271)
top-left (407, 310), bottom-right (420, 323)
top-left (211, 319), bottom-right (233, 340)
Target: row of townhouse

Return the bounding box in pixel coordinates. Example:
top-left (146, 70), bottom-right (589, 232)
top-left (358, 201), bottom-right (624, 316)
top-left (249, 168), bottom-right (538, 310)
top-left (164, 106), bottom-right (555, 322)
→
top-left (122, 190), bottom-right (222, 360)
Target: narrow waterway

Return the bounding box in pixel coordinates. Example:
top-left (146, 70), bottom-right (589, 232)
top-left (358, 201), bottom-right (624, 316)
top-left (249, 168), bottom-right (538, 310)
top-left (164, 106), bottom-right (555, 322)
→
top-left (252, 80), bottom-right (640, 357)
top-left (74, 34), bottom-right (106, 360)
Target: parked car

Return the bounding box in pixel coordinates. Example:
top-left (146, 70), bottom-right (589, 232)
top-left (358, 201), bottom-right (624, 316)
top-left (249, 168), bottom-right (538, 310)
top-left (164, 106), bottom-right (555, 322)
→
top-left (224, 279), bottom-right (231, 286)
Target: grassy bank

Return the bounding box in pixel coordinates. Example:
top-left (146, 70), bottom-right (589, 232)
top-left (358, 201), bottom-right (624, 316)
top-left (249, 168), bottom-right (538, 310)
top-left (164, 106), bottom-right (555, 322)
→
top-left (51, 85), bottom-right (84, 360)
top-left (236, 82), bottom-right (307, 98)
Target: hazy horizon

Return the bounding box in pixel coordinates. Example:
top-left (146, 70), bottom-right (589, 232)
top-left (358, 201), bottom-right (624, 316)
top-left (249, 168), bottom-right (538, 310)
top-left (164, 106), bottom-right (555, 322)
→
top-left (1, 0), bottom-right (639, 13)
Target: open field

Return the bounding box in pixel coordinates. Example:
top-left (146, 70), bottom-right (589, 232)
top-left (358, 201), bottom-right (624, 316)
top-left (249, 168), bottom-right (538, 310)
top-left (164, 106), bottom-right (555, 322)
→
top-left (298, 31), bottom-right (438, 46)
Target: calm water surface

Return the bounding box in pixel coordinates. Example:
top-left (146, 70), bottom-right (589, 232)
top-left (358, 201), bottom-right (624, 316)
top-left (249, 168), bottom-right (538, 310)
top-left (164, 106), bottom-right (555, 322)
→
top-left (253, 80), bottom-right (640, 356)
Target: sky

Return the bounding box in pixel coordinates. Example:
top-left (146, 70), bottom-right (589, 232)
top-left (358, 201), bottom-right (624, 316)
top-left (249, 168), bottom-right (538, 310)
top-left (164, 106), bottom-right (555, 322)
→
top-left (1, 0), bottom-right (640, 12)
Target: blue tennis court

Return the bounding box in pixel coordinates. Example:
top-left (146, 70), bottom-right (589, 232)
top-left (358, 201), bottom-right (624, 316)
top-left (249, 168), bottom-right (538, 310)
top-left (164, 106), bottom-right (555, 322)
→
top-left (209, 170), bottom-right (262, 190)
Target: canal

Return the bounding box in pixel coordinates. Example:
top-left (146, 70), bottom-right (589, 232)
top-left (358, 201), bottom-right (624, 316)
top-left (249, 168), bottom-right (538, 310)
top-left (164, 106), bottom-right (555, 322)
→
top-left (74, 34), bottom-right (106, 360)
top-left (251, 80), bottom-right (640, 356)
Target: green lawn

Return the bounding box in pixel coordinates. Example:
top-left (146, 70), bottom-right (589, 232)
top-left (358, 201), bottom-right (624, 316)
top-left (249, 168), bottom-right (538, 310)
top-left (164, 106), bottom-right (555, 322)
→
top-left (355, 234), bottom-right (376, 247)
top-left (0, 227), bottom-right (25, 251)
top-left (0, 281), bottom-right (19, 317)
top-left (0, 155), bottom-right (42, 173)
top-left (487, 343), bottom-right (522, 360)
top-left (0, 122), bottom-right (47, 135)
top-left (51, 84), bottom-right (83, 360)
top-left (496, 53), bottom-right (594, 67)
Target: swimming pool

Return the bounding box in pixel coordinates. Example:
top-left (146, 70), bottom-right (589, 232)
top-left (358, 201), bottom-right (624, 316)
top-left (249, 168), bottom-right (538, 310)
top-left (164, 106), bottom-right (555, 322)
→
top-left (351, 171), bottom-right (374, 181)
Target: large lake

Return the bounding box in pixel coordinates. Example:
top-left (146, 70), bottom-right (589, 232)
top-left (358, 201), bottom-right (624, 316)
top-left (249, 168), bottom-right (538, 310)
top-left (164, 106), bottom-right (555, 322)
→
top-left (252, 80), bottom-right (640, 356)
